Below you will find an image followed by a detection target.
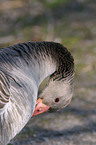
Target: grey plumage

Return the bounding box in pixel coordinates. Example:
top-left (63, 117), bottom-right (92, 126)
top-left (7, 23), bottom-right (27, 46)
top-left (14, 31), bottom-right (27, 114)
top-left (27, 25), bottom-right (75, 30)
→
top-left (0, 41), bottom-right (74, 145)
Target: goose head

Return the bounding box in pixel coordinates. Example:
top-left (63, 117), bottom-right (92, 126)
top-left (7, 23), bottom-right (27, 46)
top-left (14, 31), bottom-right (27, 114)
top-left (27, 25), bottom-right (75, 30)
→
top-left (32, 77), bottom-right (74, 116)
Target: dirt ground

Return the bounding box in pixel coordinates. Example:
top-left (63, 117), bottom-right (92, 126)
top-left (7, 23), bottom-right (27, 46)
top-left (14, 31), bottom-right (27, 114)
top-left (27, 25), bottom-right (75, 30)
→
top-left (0, 0), bottom-right (96, 145)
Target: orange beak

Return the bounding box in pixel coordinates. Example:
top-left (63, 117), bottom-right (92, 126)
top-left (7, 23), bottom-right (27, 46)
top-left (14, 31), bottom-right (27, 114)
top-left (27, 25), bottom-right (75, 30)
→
top-left (32, 98), bottom-right (50, 117)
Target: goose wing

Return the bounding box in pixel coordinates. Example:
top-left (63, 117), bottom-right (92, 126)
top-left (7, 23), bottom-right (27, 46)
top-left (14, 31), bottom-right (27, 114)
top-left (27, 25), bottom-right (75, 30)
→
top-left (0, 70), bottom-right (37, 145)
top-left (0, 71), bottom-right (10, 112)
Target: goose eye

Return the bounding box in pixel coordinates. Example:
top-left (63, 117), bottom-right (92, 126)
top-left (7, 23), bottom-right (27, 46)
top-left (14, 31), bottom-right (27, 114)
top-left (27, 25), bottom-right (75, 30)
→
top-left (55, 97), bottom-right (60, 103)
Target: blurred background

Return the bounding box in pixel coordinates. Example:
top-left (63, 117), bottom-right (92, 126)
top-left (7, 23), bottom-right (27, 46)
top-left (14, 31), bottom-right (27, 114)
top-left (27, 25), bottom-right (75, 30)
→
top-left (0, 0), bottom-right (96, 144)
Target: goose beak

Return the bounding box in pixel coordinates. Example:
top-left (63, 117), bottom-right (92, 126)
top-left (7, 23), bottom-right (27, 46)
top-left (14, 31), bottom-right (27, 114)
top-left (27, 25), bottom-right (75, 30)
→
top-left (32, 98), bottom-right (50, 117)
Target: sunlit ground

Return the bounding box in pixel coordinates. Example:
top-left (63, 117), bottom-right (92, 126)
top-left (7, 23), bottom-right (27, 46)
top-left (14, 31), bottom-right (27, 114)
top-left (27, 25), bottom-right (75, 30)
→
top-left (0, 0), bottom-right (96, 145)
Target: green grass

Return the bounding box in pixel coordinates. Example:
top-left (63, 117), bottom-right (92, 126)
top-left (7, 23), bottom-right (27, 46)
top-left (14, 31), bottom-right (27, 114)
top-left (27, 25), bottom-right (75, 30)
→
top-left (41, 0), bottom-right (72, 9)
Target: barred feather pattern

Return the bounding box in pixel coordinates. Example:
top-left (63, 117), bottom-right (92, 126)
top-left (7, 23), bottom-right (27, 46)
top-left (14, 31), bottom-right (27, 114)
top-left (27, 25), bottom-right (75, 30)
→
top-left (0, 71), bottom-right (10, 109)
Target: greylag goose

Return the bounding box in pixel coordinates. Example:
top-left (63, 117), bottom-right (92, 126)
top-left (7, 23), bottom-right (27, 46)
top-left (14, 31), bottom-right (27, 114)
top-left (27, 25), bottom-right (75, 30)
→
top-left (0, 41), bottom-right (74, 145)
